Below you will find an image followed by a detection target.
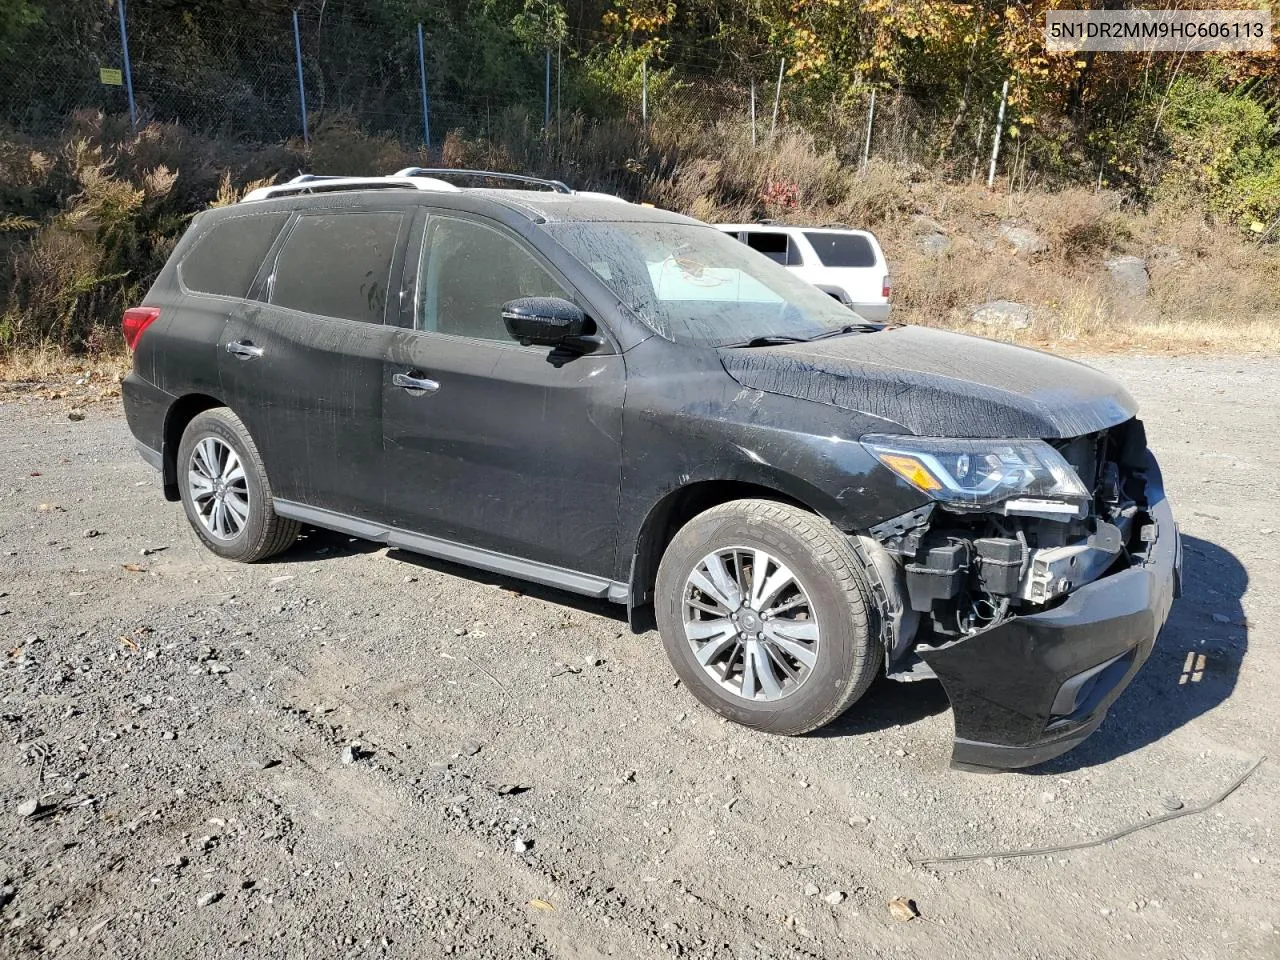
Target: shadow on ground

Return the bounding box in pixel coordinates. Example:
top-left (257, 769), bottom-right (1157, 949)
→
top-left (1028, 534), bottom-right (1247, 773)
top-left (280, 525), bottom-right (1245, 773)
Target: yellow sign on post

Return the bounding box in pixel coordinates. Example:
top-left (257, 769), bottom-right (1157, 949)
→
top-left (100, 67), bottom-right (123, 86)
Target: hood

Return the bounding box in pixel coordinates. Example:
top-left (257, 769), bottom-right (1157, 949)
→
top-left (719, 326), bottom-right (1137, 439)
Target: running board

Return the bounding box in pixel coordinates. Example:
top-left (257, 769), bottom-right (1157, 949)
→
top-left (273, 500), bottom-right (630, 603)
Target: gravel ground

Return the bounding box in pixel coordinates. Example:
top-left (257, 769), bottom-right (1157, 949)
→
top-left (1, 355), bottom-right (1277, 960)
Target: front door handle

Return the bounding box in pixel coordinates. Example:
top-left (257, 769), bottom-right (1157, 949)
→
top-left (392, 371), bottom-right (440, 394)
top-left (226, 340), bottom-right (264, 359)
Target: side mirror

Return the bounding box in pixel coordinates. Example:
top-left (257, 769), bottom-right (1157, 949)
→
top-left (501, 297), bottom-right (586, 346)
top-left (501, 296), bottom-right (601, 367)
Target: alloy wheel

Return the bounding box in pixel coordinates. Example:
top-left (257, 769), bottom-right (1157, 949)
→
top-left (682, 546), bottom-right (820, 702)
top-left (187, 437), bottom-right (250, 540)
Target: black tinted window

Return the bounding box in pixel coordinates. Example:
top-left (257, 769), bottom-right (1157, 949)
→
top-left (744, 231), bottom-right (793, 265)
top-left (270, 212), bottom-right (403, 324)
top-left (804, 232), bottom-right (875, 267)
top-left (180, 212), bottom-right (288, 298)
top-left (417, 216), bottom-right (567, 340)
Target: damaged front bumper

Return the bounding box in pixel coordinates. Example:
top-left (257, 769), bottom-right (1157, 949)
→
top-left (916, 454), bottom-right (1181, 771)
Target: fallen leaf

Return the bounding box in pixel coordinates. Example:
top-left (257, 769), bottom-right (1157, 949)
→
top-left (528, 899), bottom-right (555, 912)
top-left (888, 897), bottom-right (919, 922)
top-left (122, 563), bottom-right (146, 573)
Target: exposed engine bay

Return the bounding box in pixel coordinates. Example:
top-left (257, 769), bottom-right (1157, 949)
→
top-left (862, 418), bottom-right (1160, 676)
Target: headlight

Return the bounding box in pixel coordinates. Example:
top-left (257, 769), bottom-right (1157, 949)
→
top-left (861, 435), bottom-right (1089, 508)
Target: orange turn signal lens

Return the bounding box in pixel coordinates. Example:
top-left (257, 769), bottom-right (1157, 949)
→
top-left (879, 453), bottom-right (943, 492)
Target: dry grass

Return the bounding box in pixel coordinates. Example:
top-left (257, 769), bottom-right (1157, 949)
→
top-left (3, 114), bottom-right (1276, 364)
top-left (0, 342), bottom-right (128, 387)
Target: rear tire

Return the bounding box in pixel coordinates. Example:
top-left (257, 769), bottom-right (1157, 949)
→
top-left (176, 408), bottom-right (299, 562)
top-left (655, 499), bottom-right (881, 735)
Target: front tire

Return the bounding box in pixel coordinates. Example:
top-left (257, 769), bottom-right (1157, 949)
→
top-left (176, 408), bottom-right (299, 562)
top-left (655, 499), bottom-right (881, 735)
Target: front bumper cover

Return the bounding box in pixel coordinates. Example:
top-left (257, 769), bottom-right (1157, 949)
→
top-left (917, 453), bottom-right (1181, 771)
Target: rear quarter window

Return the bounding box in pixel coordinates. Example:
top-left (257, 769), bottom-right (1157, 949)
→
top-left (179, 212), bottom-right (290, 298)
top-left (803, 233), bottom-right (877, 268)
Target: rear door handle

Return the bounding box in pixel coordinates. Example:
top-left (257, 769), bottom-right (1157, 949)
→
top-left (392, 371), bottom-right (440, 394)
top-left (226, 340), bottom-right (264, 359)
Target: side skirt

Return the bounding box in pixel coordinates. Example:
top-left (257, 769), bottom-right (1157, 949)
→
top-left (273, 499), bottom-right (631, 604)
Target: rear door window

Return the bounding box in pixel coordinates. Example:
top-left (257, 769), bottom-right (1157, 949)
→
top-left (803, 232), bottom-right (876, 268)
top-left (179, 212), bottom-right (289, 298)
top-left (743, 231), bottom-right (798, 266)
top-left (269, 211), bottom-right (404, 324)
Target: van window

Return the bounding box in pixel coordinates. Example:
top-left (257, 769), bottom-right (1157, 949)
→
top-left (743, 231), bottom-right (798, 266)
top-left (270, 212), bottom-right (403, 324)
top-left (179, 212), bottom-right (289, 298)
top-left (804, 232), bottom-right (876, 268)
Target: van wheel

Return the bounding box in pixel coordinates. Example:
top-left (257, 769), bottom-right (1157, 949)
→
top-left (176, 408), bottom-right (299, 562)
top-left (655, 499), bottom-right (882, 735)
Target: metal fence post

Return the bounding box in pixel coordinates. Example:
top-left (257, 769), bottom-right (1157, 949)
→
top-left (861, 88), bottom-right (876, 171)
top-left (641, 58), bottom-right (648, 126)
top-left (987, 79), bottom-right (1009, 189)
top-left (116, 0), bottom-right (138, 133)
top-left (292, 10), bottom-right (309, 147)
top-left (417, 23), bottom-right (431, 148)
top-left (770, 58), bottom-right (784, 138)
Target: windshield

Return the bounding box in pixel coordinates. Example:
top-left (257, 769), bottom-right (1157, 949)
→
top-left (544, 220), bottom-right (865, 347)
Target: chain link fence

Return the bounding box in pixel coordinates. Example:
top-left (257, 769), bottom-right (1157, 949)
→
top-left (2, 2), bottom-right (955, 172)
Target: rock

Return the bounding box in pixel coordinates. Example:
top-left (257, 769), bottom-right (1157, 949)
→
top-left (1211, 614), bottom-right (1232, 624)
top-left (1105, 255), bottom-right (1150, 298)
top-left (1161, 794), bottom-right (1184, 812)
top-left (341, 744), bottom-right (361, 765)
top-left (453, 628), bottom-right (468, 637)
top-left (919, 232), bottom-right (952, 256)
top-left (197, 891), bottom-right (222, 907)
top-left (460, 740), bottom-right (482, 757)
top-left (16, 799), bottom-right (40, 818)
top-left (207, 662), bottom-right (231, 675)
top-left (513, 837), bottom-right (533, 853)
top-left (911, 214), bottom-right (947, 235)
top-left (0, 886), bottom-right (14, 909)
top-left (971, 300), bottom-right (1032, 331)
top-left (83, 529), bottom-right (101, 539)
top-left (823, 891), bottom-right (846, 905)
top-left (403, 575), bottom-right (417, 583)
top-left (258, 758), bottom-right (280, 771)
top-left (67, 409), bottom-right (85, 422)
top-left (997, 223), bottom-right (1049, 255)
top-left (803, 882), bottom-right (820, 897)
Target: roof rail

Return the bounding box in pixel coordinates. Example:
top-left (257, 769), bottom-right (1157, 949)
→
top-left (240, 174), bottom-right (460, 203)
top-left (395, 167), bottom-right (573, 194)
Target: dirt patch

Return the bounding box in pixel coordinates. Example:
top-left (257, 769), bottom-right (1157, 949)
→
top-left (1, 355), bottom-right (1277, 958)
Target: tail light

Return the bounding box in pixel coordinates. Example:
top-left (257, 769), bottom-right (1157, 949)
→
top-left (122, 306), bottom-right (161, 351)
top-left (881, 275), bottom-right (892, 300)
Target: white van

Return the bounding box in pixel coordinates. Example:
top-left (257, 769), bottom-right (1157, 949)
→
top-left (715, 224), bottom-right (891, 321)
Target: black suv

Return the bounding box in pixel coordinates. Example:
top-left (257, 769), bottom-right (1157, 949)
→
top-left (121, 169), bottom-right (1181, 770)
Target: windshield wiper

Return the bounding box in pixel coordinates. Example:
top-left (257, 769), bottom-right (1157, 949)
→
top-left (805, 322), bottom-right (885, 341)
top-left (725, 323), bottom-right (884, 349)
top-left (726, 334), bottom-right (813, 348)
